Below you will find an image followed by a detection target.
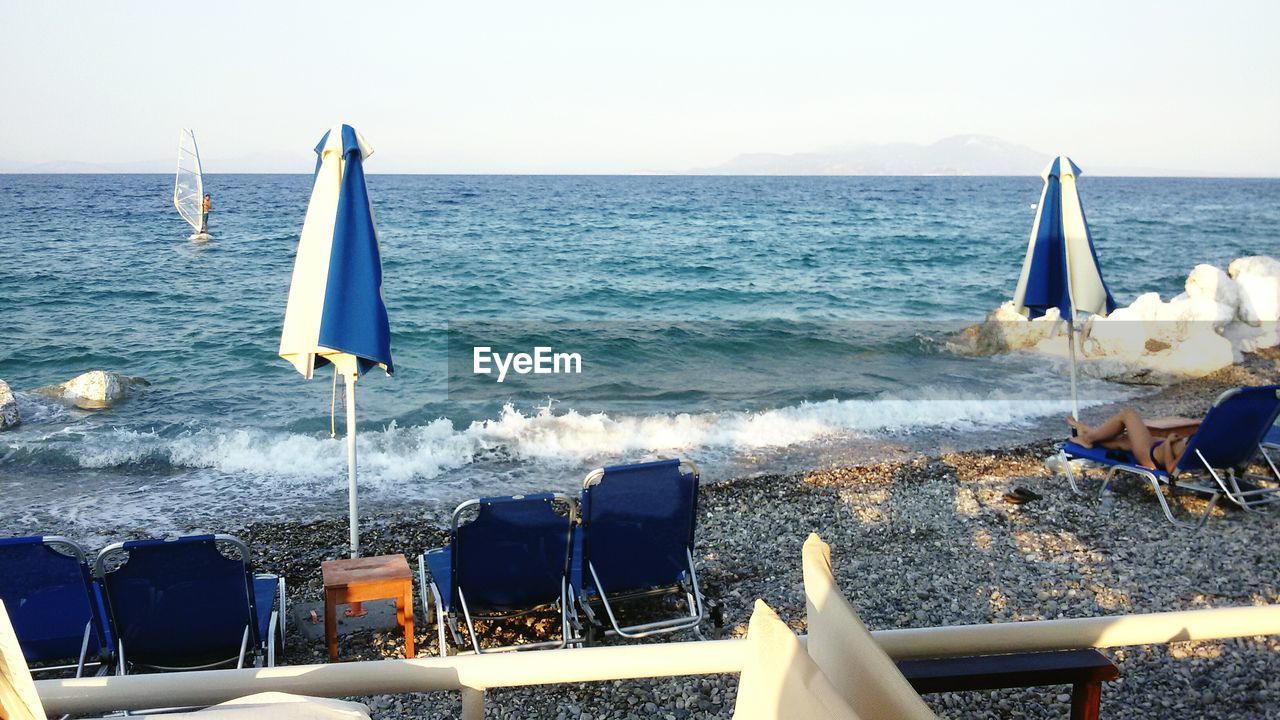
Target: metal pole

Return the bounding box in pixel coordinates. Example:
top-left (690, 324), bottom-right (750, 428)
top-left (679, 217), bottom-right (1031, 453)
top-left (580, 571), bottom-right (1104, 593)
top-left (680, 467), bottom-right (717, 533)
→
top-left (346, 372), bottom-right (359, 558)
top-left (1067, 314), bottom-right (1080, 420)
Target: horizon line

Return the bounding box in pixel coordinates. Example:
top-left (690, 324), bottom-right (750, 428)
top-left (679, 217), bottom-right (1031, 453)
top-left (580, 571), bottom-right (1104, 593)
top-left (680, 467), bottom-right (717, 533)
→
top-left (2, 171), bottom-right (1279, 179)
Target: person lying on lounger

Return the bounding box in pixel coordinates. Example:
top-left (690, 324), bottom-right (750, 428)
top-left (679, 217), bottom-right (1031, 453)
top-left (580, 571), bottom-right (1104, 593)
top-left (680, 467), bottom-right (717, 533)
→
top-left (1067, 408), bottom-right (1191, 474)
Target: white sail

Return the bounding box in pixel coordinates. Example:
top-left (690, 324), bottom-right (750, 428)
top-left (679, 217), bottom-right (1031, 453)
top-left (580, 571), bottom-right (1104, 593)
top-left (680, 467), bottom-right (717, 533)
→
top-left (174, 129), bottom-right (203, 233)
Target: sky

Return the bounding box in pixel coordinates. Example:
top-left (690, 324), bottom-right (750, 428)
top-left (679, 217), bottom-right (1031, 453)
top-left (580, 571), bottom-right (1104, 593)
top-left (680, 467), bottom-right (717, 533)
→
top-left (2, 1), bottom-right (1277, 175)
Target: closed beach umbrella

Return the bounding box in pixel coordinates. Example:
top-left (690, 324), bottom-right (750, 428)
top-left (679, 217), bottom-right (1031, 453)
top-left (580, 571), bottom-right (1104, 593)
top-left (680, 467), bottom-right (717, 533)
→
top-left (280, 124), bottom-right (393, 558)
top-left (1011, 155), bottom-right (1115, 418)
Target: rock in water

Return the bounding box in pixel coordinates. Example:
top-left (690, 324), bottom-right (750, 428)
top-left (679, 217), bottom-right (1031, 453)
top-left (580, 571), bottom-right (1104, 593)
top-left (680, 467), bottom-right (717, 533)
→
top-left (1228, 256), bottom-right (1280, 347)
top-left (0, 379), bottom-right (19, 430)
top-left (961, 255), bottom-right (1280, 383)
top-left (33, 370), bottom-right (144, 409)
top-left (947, 302), bottom-right (1061, 355)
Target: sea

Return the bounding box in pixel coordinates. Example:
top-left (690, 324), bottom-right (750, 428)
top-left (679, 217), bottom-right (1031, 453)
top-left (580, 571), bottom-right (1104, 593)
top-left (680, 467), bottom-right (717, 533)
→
top-left (1, 174), bottom-right (1276, 535)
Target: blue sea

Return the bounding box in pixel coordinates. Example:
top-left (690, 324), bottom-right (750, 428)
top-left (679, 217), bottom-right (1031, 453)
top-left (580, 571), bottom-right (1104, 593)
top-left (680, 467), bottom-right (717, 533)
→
top-left (1, 174), bottom-right (1277, 533)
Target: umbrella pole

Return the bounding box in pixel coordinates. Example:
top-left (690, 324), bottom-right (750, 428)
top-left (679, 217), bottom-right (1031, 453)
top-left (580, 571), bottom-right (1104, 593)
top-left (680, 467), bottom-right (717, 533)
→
top-left (344, 372), bottom-right (367, 617)
top-left (345, 372), bottom-right (360, 558)
top-left (1067, 313), bottom-right (1080, 420)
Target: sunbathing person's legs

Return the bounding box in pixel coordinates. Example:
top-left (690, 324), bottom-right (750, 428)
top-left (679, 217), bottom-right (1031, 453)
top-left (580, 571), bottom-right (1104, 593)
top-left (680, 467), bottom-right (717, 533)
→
top-left (1068, 408), bottom-right (1158, 469)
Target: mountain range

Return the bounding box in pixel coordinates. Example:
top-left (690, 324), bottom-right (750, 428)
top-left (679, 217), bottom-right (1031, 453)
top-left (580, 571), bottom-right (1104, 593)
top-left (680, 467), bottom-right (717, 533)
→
top-left (692, 135), bottom-right (1059, 176)
top-left (1, 135), bottom-right (1188, 175)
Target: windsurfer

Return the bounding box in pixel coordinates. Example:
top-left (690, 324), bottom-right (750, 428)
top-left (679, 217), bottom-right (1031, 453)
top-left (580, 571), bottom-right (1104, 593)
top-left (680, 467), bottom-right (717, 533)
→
top-left (200, 193), bottom-right (212, 234)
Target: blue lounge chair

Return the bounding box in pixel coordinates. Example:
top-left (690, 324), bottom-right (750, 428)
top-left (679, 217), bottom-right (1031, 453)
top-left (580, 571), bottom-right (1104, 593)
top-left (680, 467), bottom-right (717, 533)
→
top-left (572, 458), bottom-right (707, 641)
top-left (1059, 385), bottom-right (1280, 528)
top-left (0, 536), bottom-right (111, 677)
top-left (418, 493), bottom-right (577, 655)
top-left (94, 534), bottom-right (285, 672)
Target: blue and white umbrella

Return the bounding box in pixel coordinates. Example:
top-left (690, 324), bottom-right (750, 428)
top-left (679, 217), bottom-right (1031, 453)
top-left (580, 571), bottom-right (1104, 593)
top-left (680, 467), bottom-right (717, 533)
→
top-left (280, 124), bottom-right (392, 557)
top-left (1012, 155), bottom-right (1115, 418)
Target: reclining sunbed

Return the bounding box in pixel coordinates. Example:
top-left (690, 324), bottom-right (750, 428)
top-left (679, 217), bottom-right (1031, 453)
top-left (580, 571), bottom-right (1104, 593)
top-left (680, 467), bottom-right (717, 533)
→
top-left (419, 493), bottom-right (577, 655)
top-left (94, 534), bottom-right (285, 672)
top-left (0, 536), bottom-right (111, 678)
top-left (1058, 385), bottom-right (1280, 528)
top-left (572, 458), bottom-right (709, 641)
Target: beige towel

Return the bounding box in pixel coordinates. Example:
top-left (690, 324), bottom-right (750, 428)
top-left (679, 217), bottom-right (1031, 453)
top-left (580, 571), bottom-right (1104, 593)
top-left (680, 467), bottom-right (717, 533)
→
top-left (733, 599), bottom-right (860, 720)
top-left (803, 533), bottom-right (937, 720)
top-left (0, 599), bottom-right (44, 720)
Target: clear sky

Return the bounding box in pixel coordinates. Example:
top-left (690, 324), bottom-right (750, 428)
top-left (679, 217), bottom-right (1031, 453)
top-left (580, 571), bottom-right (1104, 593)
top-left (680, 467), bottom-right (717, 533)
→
top-left (2, 1), bottom-right (1277, 175)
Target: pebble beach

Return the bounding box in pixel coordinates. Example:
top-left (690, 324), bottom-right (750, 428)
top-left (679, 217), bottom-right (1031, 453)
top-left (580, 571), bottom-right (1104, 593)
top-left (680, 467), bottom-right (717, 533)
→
top-left (86, 347), bottom-right (1270, 720)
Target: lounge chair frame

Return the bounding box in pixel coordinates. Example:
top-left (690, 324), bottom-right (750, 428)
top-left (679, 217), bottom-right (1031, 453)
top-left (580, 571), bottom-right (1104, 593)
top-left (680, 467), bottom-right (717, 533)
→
top-left (576, 459), bottom-right (707, 641)
top-left (1260, 427), bottom-right (1280, 481)
top-left (420, 494), bottom-right (579, 656)
top-left (1059, 451), bottom-right (1222, 529)
top-left (94, 534), bottom-right (284, 674)
top-left (1058, 386), bottom-right (1280, 529)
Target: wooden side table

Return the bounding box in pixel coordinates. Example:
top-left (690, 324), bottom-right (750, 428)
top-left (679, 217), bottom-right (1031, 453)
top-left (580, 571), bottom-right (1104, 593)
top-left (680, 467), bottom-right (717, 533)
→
top-left (322, 554), bottom-right (415, 662)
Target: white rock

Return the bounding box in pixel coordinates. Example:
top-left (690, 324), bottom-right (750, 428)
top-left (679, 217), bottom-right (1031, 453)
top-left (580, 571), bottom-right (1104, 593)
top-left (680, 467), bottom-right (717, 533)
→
top-left (1185, 264), bottom-right (1241, 309)
top-left (1157, 324), bottom-right (1238, 375)
top-left (1082, 317), bottom-right (1149, 360)
top-left (35, 370), bottom-right (136, 409)
top-left (1228, 255), bottom-right (1280, 330)
top-left (0, 379), bottom-right (18, 430)
top-left (1125, 292), bottom-right (1166, 322)
top-left (971, 255), bottom-right (1276, 382)
top-left (1160, 296), bottom-right (1236, 328)
top-left (1228, 255), bottom-right (1280, 280)
top-left (1223, 320), bottom-right (1278, 355)
top-left (947, 301), bottom-right (1060, 355)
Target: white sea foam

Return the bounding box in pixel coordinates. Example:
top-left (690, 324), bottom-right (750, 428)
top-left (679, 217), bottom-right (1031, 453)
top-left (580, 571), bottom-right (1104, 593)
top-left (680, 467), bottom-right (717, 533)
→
top-left (58, 383), bottom-right (1130, 491)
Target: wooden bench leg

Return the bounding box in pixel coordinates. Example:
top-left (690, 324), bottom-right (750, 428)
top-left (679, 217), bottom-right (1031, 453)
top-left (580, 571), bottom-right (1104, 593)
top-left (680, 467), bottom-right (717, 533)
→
top-left (1071, 680), bottom-right (1102, 720)
top-left (325, 591), bottom-right (339, 663)
top-left (402, 583), bottom-right (415, 658)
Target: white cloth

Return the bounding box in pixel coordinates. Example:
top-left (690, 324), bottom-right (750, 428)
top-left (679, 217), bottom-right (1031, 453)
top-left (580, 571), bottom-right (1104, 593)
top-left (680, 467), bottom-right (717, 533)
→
top-left (0, 599), bottom-right (44, 720)
top-left (803, 534), bottom-right (937, 720)
top-left (732, 599), bottom-right (860, 720)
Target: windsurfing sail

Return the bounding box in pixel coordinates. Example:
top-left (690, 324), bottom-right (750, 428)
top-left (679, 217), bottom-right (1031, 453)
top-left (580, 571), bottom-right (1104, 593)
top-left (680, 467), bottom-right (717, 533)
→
top-left (174, 129), bottom-right (203, 233)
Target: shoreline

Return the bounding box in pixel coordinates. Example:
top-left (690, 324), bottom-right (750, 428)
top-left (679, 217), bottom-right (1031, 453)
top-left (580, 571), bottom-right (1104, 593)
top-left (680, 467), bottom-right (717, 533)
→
top-left (24, 348), bottom-right (1280, 718)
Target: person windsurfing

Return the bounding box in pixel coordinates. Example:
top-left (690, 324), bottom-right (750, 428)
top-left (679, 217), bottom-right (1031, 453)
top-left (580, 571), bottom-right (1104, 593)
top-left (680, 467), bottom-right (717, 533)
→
top-left (200, 193), bottom-right (212, 234)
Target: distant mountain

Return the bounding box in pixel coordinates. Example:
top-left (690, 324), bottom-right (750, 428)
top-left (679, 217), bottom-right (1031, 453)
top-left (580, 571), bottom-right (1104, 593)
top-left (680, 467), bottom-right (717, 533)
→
top-left (0, 158), bottom-right (170, 173)
top-left (0, 151), bottom-right (311, 174)
top-left (694, 135), bottom-right (1053, 176)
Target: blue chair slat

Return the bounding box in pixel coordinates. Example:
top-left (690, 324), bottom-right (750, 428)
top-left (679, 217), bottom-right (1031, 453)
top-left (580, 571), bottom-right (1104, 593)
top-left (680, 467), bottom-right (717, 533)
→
top-left (102, 536), bottom-right (255, 669)
top-left (424, 549), bottom-right (453, 612)
top-left (251, 577), bottom-right (278, 642)
top-left (1178, 385), bottom-right (1280, 471)
top-left (1262, 424), bottom-right (1279, 448)
top-left (454, 493), bottom-right (571, 612)
top-left (0, 536), bottom-right (104, 665)
top-left (569, 527), bottom-right (584, 595)
top-left (91, 579), bottom-right (114, 650)
top-left (579, 458), bottom-right (695, 596)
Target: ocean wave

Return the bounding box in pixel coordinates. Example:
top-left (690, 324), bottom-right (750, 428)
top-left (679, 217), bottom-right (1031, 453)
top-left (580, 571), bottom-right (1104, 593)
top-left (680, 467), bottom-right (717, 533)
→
top-left (21, 385), bottom-right (1127, 487)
